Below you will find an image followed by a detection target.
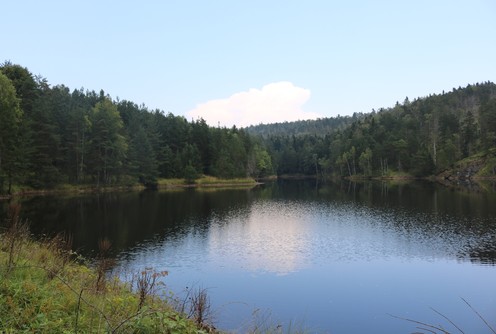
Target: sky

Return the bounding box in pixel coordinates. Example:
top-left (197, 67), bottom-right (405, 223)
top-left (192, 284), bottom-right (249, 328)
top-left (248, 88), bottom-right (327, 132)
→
top-left (2, 1), bottom-right (496, 127)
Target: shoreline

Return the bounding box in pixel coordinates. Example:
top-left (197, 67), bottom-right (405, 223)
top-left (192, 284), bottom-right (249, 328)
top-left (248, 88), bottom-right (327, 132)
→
top-left (0, 229), bottom-right (217, 333)
top-left (0, 177), bottom-right (263, 199)
top-left (2, 174), bottom-right (495, 200)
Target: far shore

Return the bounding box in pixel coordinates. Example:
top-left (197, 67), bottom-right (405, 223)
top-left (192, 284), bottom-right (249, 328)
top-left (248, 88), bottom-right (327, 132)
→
top-left (2, 173), bottom-right (495, 200)
top-left (0, 176), bottom-right (263, 199)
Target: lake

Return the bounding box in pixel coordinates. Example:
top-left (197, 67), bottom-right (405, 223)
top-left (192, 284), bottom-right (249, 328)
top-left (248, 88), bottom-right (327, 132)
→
top-left (3, 180), bottom-right (496, 333)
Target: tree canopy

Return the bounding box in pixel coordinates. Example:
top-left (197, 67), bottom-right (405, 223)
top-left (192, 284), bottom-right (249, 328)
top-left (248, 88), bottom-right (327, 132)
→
top-left (1, 61), bottom-right (495, 193)
top-left (0, 62), bottom-right (274, 192)
top-left (257, 83), bottom-right (496, 177)
top-left (0, 71), bottom-right (23, 193)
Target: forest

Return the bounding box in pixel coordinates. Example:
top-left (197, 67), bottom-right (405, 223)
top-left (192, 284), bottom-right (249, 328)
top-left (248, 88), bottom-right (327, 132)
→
top-left (0, 62), bottom-right (273, 194)
top-left (255, 82), bottom-right (496, 178)
top-left (1, 61), bottom-right (495, 194)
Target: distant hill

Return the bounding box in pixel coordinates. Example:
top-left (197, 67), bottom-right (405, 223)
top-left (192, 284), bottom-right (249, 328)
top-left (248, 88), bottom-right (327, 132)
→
top-left (254, 81), bottom-right (496, 178)
top-left (244, 113), bottom-right (362, 137)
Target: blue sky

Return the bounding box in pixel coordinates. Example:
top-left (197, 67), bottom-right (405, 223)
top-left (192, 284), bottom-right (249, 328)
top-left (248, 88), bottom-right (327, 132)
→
top-left (2, 1), bottom-right (495, 127)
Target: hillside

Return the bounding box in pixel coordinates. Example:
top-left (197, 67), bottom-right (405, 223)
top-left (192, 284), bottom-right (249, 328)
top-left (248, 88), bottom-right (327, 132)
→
top-left (244, 113), bottom-right (361, 137)
top-left (256, 82), bottom-right (496, 178)
top-left (1, 61), bottom-right (495, 192)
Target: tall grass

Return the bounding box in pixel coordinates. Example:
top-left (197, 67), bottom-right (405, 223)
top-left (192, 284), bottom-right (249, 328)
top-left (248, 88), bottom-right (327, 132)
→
top-left (0, 206), bottom-right (214, 333)
top-left (390, 299), bottom-right (496, 334)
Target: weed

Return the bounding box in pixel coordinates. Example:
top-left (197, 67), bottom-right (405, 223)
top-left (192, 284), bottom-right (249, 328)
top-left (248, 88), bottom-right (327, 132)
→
top-left (95, 238), bottom-right (113, 293)
top-left (3, 203), bottom-right (29, 274)
top-left (135, 267), bottom-right (168, 310)
top-left (40, 231), bottom-right (74, 279)
top-left (237, 308), bottom-right (311, 334)
top-left (176, 286), bottom-right (216, 331)
top-left (390, 297), bottom-right (496, 334)
top-left (190, 287), bottom-right (212, 327)
top-left (0, 228), bottom-right (212, 333)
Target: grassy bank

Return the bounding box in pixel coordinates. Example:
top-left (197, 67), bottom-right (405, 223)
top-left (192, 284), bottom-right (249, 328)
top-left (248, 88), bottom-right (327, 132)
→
top-left (1, 176), bottom-right (260, 199)
top-left (0, 207), bottom-right (215, 333)
top-left (1, 183), bottom-right (146, 200)
top-left (158, 176), bottom-right (259, 188)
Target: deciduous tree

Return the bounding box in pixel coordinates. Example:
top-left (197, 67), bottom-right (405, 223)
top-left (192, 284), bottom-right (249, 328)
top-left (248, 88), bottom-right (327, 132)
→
top-left (87, 99), bottom-right (128, 185)
top-left (0, 72), bottom-right (23, 193)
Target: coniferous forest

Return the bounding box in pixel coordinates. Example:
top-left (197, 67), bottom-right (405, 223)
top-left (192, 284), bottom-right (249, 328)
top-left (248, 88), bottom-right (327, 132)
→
top-left (255, 82), bottom-right (496, 178)
top-left (1, 61), bottom-right (495, 194)
top-left (0, 62), bottom-right (273, 193)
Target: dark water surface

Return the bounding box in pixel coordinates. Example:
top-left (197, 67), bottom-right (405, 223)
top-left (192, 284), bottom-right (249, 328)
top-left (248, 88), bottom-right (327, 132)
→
top-left (3, 180), bottom-right (496, 333)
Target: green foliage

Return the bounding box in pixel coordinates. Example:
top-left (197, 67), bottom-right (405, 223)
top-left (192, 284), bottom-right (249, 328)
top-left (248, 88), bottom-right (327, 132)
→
top-left (478, 154), bottom-right (496, 177)
top-left (26, 82), bottom-right (66, 188)
top-left (245, 114), bottom-right (359, 137)
top-left (195, 176), bottom-right (257, 185)
top-left (87, 99), bottom-right (128, 185)
top-left (253, 145), bottom-right (274, 177)
top-left (2, 60), bottom-right (495, 191)
top-left (0, 62), bottom-right (277, 193)
top-left (479, 99), bottom-right (496, 150)
top-left (0, 229), bottom-right (210, 333)
top-left (0, 72), bottom-right (25, 194)
top-left (0, 61), bottom-right (38, 115)
top-left (0, 73), bottom-right (21, 191)
top-left (184, 164), bottom-right (200, 184)
top-left (358, 148), bottom-right (373, 176)
top-left (260, 82), bottom-right (496, 178)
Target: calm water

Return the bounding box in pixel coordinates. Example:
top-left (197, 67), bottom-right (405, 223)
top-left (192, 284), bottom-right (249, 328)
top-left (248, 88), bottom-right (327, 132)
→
top-left (3, 180), bottom-right (496, 333)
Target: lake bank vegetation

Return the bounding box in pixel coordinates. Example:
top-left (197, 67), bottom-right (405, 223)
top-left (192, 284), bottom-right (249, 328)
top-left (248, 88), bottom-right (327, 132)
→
top-left (0, 204), bottom-right (218, 333)
top-left (1, 61), bottom-right (495, 196)
top-left (0, 176), bottom-right (259, 199)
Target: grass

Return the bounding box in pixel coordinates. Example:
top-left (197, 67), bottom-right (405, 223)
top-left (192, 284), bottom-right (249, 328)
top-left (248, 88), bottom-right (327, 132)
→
top-left (157, 176), bottom-right (258, 188)
top-left (390, 298), bottom-right (496, 334)
top-left (195, 176), bottom-right (257, 185)
top-left (379, 170), bottom-right (415, 179)
top-left (4, 182), bottom-right (145, 198)
top-left (156, 178), bottom-right (188, 187)
top-left (0, 206), bottom-right (214, 333)
top-left (449, 147), bottom-right (496, 178)
top-left (476, 148), bottom-right (496, 177)
top-left (2, 176), bottom-right (259, 199)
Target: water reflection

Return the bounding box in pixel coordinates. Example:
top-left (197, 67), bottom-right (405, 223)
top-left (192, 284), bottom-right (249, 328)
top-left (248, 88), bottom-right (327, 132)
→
top-left (1, 180), bottom-right (496, 333)
top-left (208, 201), bottom-right (312, 275)
top-left (1, 180), bottom-right (495, 266)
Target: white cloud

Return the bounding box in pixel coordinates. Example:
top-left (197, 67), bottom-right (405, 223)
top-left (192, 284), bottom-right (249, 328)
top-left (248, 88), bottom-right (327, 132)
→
top-left (186, 81), bottom-right (321, 127)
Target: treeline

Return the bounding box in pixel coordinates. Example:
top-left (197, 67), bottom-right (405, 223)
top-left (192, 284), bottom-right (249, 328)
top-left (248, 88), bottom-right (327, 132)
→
top-left (2, 61), bottom-right (495, 194)
top-left (0, 62), bottom-right (273, 194)
top-left (245, 114), bottom-right (359, 137)
top-left (260, 82), bottom-right (496, 177)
